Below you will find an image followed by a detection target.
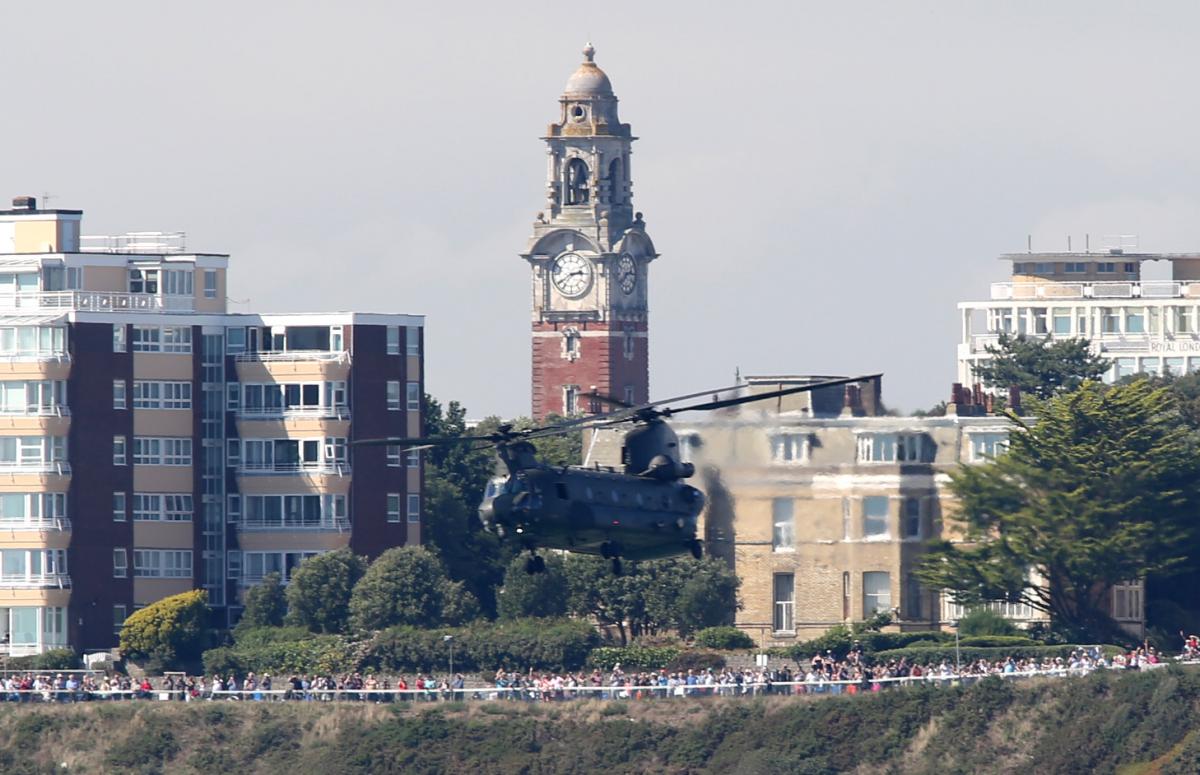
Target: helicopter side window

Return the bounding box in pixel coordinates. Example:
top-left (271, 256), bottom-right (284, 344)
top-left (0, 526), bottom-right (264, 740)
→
top-left (635, 492), bottom-right (645, 507)
top-left (584, 486), bottom-right (594, 501)
top-left (611, 490), bottom-right (620, 503)
top-left (555, 483), bottom-right (569, 500)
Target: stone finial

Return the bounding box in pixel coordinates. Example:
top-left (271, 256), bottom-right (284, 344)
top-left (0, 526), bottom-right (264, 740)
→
top-left (583, 42), bottom-right (596, 62)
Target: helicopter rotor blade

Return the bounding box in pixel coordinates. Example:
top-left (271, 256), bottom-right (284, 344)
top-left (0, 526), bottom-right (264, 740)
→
top-left (665, 374), bottom-right (882, 416)
top-left (353, 435), bottom-right (503, 448)
top-left (580, 391), bottom-right (633, 410)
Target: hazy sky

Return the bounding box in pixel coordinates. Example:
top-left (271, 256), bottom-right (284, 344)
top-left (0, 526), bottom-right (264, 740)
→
top-left (5, 1), bottom-right (1200, 416)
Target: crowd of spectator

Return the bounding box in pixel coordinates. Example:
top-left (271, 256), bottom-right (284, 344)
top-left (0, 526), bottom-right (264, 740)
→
top-left (0, 638), bottom-right (1194, 704)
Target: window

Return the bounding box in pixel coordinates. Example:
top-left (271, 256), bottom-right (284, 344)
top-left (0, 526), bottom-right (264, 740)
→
top-left (969, 432), bottom-right (1009, 462)
top-left (773, 574), bottom-right (795, 633)
top-left (386, 326), bottom-right (400, 355)
top-left (863, 496), bottom-right (889, 539)
top-left (113, 380), bottom-right (127, 409)
top-left (113, 605), bottom-right (127, 635)
top-left (132, 493), bottom-right (193, 522)
top-left (1166, 357), bottom-right (1186, 377)
top-left (330, 325), bottom-right (344, 351)
top-left (906, 574), bottom-right (923, 620)
top-left (407, 381), bottom-right (420, 411)
top-left (563, 385), bottom-right (580, 415)
top-left (1140, 357), bottom-right (1161, 377)
top-left (1124, 262), bottom-right (1137, 273)
top-left (903, 497), bottom-right (922, 538)
top-left (162, 269), bottom-right (193, 296)
top-left (407, 449), bottom-right (420, 468)
top-left (1115, 358), bottom-right (1136, 380)
top-left (113, 436), bottom-right (127, 466)
top-left (772, 498), bottom-right (794, 551)
top-left (226, 327), bottom-right (246, 352)
top-left (386, 493), bottom-right (401, 523)
top-left (624, 385), bottom-right (635, 405)
top-left (386, 381), bottom-right (401, 411)
top-left (1052, 309), bottom-right (1072, 335)
top-left (113, 491), bottom-right (127, 522)
top-left (227, 382), bottom-right (240, 411)
top-left (134, 549), bottom-right (193, 578)
top-left (226, 439), bottom-right (240, 466)
top-left (563, 330), bottom-right (581, 360)
top-left (113, 548), bottom-right (127, 578)
top-left (113, 324), bottom-right (127, 353)
top-left (1126, 310), bottom-right (1145, 334)
top-left (132, 381), bottom-right (192, 409)
top-left (863, 571), bottom-right (892, 615)
top-left (1097, 262), bottom-right (1116, 273)
top-left (0, 326), bottom-right (67, 356)
top-left (407, 494), bottom-right (420, 523)
top-left (204, 270), bottom-right (218, 298)
top-left (129, 267), bottom-right (159, 294)
top-left (1012, 262), bottom-right (1025, 274)
top-left (857, 433), bottom-right (931, 463)
top-left (1112, 581), bottom-right (1142, 622)
top-left (1033, 262), bottom-right (1053, 273)
top-left (1064, 262), bottom-right (1087, 273)
top-left (1174, 307), bottom-right (1194, 334)
top-left (131, 325), bottom-right (160, 352)
top-left (133, 437), bottom-right (192, 466)
top-left (132, 325), bottom-right (191, 353)
top-left (1101, 311), bottom-right (1120, 334)
top-left (406, 326), bottom-right (420, 356)
top-left (770, 433), bottom-right (807, 464)
top-left (386, 445), bottom-right (402, 467)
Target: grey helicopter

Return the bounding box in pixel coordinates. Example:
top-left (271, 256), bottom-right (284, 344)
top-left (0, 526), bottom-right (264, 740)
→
top-left (368, 374), bottom-right (877, 575)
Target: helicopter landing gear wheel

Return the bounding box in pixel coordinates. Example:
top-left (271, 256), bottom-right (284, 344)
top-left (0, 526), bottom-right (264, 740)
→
top-left (600, 541), bottom-right (622, 560)
top-left (524, 554), bottom-right (546, 575)
top-left (690, 539), bottom-right (703, 560)
top-left (610, 557), bottom-right (623, 576)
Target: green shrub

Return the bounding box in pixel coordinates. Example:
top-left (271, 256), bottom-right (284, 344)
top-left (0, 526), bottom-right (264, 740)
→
top-left (201, 634), bottom-right (355, 676)
top-left (789, 628), bottom-right (952, 660)
top-left (231, 625), bottom-right (313, 648)
top-left (587, 645), bottom-right (680, 670)
top-left (862, 631), bottom-right (953, 652)
top-left (957, 607), bottom-right (1021, 637)
top-left (958, 635), bottom-right (1038, 648)
top-left (7, 648), bottom-right (78, 671)
top-left (791, 624), bottom-right (854, 659)
top-left (870, 643), bottom-right (1121, 665)
top-left (119, 589), bottom-right (208, 669)
top-left (365, 618), bottom-right (600, 673)
top-left (693, 626), bottom-right (754, 650)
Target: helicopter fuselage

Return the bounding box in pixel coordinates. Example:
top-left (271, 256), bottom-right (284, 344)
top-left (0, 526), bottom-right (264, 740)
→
top-left (479, 465), bottom-right (704, 560)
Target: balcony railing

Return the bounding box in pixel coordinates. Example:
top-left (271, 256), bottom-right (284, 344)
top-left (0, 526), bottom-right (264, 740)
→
top-left (234, 350), bottom-right (350, 364)
top-left (236, 405), bottom-right (350, 421)
top-left (80, 232), bottom-right (187, 254)
top-left (0, 291), bottom-right (194, 313)
top-left (238, 517), bottom-right (350, 532)
top-left (0, 517), bottom-right (70, 532)
top-left (0, 462), bottom-right (70, 476)
top-left (236, 461), bottom-right (349, 476)
top-left (0, 406), bottom-right (70, 418)
top-left (0, 573), bottom-right (71, 589)
top-left (991, 280), bottom-right (1200, 301)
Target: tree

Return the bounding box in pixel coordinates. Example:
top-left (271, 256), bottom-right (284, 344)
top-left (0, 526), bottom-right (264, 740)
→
top-left (917, 379), bottom-right (1200, 638)
top-left (972, 333), bottom-right (1109, 400)
top-left (497, 554), bottom-right (569, 619)
top-left (286, 549), bottom-right (367, 634)
top-left (349, 546), bottom-right (458, 632)
top-left (674, 559), bottom-right (741, 636)
top-left (238, 572), bottom-right (286, 629)
top-left (119, 589), bottom-right (208, 668)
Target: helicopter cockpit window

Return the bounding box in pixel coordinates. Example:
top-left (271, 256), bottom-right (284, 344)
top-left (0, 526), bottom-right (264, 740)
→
top-left (555, 483), bottom-right (569, 500)
top-left (611, 490), bottom-right (620, 503)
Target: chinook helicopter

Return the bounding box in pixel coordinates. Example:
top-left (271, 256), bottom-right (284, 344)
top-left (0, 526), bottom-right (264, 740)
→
top-left (368, 375), bottom-right (877, 575)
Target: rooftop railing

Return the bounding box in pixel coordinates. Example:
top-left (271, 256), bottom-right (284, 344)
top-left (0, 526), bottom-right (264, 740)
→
top-left (80, 232), bottom-right (187, 254)
top-left (0, 291), bottom-right (193, 313)
top-left (991, 281), bottom-right (1200, 301)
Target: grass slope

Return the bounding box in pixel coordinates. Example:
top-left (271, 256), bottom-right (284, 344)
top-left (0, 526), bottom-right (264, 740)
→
top-left (0, 668), bottom-right (1197, 774)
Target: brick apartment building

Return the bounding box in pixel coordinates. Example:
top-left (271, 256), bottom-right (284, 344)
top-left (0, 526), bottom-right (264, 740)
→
top-left (0, 198), bottom-right (423, 654)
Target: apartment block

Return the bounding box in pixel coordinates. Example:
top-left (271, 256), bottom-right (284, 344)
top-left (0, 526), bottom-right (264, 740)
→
top-left (0, 197), bottom-right (423, 655)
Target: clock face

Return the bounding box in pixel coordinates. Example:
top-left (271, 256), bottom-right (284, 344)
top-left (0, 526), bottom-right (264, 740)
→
top-left (616, 255), bottom-right (637, 294)
top-left (551, 253), bottom-right (593, 297)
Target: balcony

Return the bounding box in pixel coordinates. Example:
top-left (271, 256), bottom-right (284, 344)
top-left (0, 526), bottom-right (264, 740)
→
top-left (235, 350), bottom-right (349, 364)
top-left (0, 406), bottom-right (69, 418)
top-left (237, 461), bottom-right (349, 476)
top-left (0, 518), bottom-right (70, 532)
top-left (990, 280), bottom-right (1200, 301)
top-left (238, 516), bottom-right (350, 532)
top-left (236, 405), bottom-right (350, 421)
top-left (0, 291), bottom-right (193, 314)
top-left (0, 573), bottom-right (71, 590)
top-left (0, 462), bottom-right (70, 476)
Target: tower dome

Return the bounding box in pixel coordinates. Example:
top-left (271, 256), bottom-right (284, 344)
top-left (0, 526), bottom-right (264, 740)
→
top-left (563, 43), bottom-right (613, 97)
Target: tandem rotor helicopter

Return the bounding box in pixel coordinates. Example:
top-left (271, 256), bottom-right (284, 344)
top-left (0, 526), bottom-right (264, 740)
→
top-left (364, 374), bottom-right (877, 575)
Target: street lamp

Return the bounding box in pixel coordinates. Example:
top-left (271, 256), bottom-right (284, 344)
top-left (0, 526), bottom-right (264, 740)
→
top-left (442, 635), bottom-right (455, 690)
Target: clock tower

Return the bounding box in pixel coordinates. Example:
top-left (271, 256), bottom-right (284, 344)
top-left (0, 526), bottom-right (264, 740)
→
top-left (523, 43), bottom-right (655, 420)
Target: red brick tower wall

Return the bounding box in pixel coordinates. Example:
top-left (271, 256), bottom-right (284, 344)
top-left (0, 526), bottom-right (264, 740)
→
top-left (531, 319), bottom-right (648, 419)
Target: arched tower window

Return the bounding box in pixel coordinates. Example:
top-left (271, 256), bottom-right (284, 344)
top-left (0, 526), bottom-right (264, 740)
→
top-left (565, 158), bottom-right (590, 205)
top-left (608, 158), bottom-right (623, 205)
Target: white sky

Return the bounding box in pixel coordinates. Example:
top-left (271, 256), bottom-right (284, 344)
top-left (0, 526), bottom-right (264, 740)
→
top-left (5, 1), bottom-right (1200, 415)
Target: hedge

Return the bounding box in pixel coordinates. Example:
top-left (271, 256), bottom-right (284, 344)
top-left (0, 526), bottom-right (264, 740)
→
top-left (7, 649), bottom-right (78, 671)
top-left (363, 618), bottom-right (600, 673)
top-left (202, 634), bottom-right (356, 676)
top-left (693, 627), bottom-right (755, 650)
top-left (789, 630), bottom-right (954, 660)
top-left (588, 645), bottom-right (680, 670)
